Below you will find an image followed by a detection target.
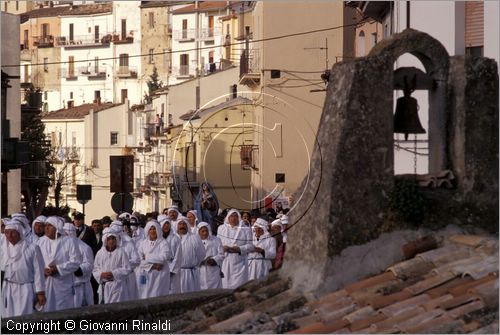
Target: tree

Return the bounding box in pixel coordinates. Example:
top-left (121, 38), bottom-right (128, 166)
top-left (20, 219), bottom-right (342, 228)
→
top-left (20, 100), bottom-right (54, 220)
top-left (144, 66), bottom-right (163, 103)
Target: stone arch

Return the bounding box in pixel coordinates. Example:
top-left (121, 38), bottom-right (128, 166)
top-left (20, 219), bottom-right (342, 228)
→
top-left (369, 28), bottom-right (450, 173)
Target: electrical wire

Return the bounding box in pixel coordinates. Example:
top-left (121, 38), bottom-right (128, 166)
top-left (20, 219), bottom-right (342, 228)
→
top-left (3, 21), bottom-right (361, 68)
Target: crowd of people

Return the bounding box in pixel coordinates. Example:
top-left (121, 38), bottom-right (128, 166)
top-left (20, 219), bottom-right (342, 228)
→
top-left (0, 205), bottom-right (289, 318)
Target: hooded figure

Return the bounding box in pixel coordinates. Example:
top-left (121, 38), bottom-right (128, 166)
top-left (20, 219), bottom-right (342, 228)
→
top-left (194, 182), bottom-right (219, 234)
top-left (159, 216), bottom-right (183, 295)
top-left (1, 220), bottom-right (46, 317)
top-left (197, 222), bottom-right (224, 290)
top-left (11, 213), bottom-right (34, 244)
top-left (217, 209), bottom-right (254, 289)
top-left (130, 214), bottom-right (145, 245)
top-left (167, 207), bottom-right (181, 233)
top-left (108, 223), bottom-right (140, 301)
top-left (37, 216), bottom-right (82, 312)
top-left (247, 218), bottom-right (276, 281)
top-left (137, 221), bottom-right (172, 299)
top-left (187, 210), bottom-right (199, 234)
top-left (176, 217), bottom-right (206, 293)
top-left (31, 215), bottom-right (47, 243)
top-left (63, 223), bottom-right (94, 307)
top-left (92, 227), bottom-right (131, 304)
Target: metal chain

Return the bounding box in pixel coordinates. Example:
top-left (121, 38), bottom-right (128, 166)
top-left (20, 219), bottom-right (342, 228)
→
top-left (414, 135), bottom-right (418, 175)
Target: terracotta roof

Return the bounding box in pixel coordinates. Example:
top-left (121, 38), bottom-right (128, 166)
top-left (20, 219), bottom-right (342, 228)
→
top-left (21, 3), bottom-right (112, 21)
top-left (171, 232), bottom-right (498, 334)
top-left (179, 96), bottom-right (252, 121)
top-left (171, 1), bottom-right (228, 14)
top-left (42, 102), bottom-right (121, 120)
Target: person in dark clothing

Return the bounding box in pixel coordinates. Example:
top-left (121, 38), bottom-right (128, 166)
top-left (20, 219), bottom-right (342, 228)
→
top-left (72, 212), bottom-right (97, 255)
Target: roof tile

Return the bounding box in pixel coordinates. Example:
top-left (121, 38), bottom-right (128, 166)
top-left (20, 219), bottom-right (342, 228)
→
top-left (461, 255), bottom-right (499, 279)
top-left (371, 306), bottom-right (425, 332)
top-left (416, 243), bottom-right (471, 264)
top-left (349, 313), bottom-right (387, 331)
top-left (425, 275), bottom-right (474, 298)
top-left (468, 277), bottom-right (499, 308)
top-left (448, 299), bottom-right (486, 319)
top-left (368, 289), bottom-right (413, 309)
top-left (449, 273), bottom-right (498, 296)
top-left (420, 293), bottom-right (454, 311)
top-left (342, 305), bottom-right (376, 323)
top-left (404, 271), bottom-right (457, 295)
top-left (379, 293), bottom-right (431, 317)
top-left (394, 308), bottom-right (445, 332)
top-left (449, 234), bottom-right (492, 247)
top-left (439, 292), bottom-right (480, 310)
top-left (405, 314), bottom-right (462, 333)
top-left (431, 255), bottom-right (484, 276)
top-left (387, 257), bottom-right (435, 279)
top-left (344, 271), bottom-right (396, 294)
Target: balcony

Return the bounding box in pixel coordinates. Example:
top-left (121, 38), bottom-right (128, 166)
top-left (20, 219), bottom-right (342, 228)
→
top-left (199, 27), bottom-right (221, 41)
top-left (173, 29), bottom-right (196, 42)
top-left (60, 68), bottom-right (78, 80)
top-left (20, 40), bottom-right (29, 51)
top-left (172, 65), bottom-right (196, 79)
top-left (21, 161), bottom-right (51, 181)
top-left (51, 146), bottom-right (81, 163)
top-left (77, 66), bottom-right (107, 80)
top-left (117, 66), bottom-right (138, 78)
top-left (33, 35), bottom-right (54, 48)
top-left (56, 33), bottom-right (112, 49)
top-left (113, 34), bottom-right (134, 44)
top-left (239, 48), bottom-right (261, 86)
top-left (146, 172), bottom-right (171, 189)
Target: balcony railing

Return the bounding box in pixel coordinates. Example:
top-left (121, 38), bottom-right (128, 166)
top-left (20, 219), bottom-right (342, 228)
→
top-left (239, 48), bottom-right (261, 86)
top-left (199, 27), bottom-right (221, 40)
top-left (117, 66), bottom-right (138, 78)
top-left (21, 161), bottom-right (50, 180)
top-left (172, 65), bottom-right (196, 78)
top-left (60, 68), bottom-right (78, 80)
top-left (173, 29), bottom-right (196, 41)
top-left (146, 172), bottom-right (170, 188)
top-left (51, 146), bottom-right (81, 161)
top-left (77, 66), bottom-right (106, 79)
top-left (56, 33), bottom-right (112, 48)
top-left (33, 35), bottom-right (54, 48)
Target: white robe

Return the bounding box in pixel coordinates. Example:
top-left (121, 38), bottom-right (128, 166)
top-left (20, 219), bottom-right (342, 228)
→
top-left (217, 223), bottom-right (254, 289)
top-left (165, 232), bottom-right (183, 294)
top-left (93, 247), bottom-right (131, 304)
top-left (72, 238), bottom-right (94, 307)
top-left (248, 233), bottom-right (276, 281)
top-left (1, 240), bottom-right (45, 317)
top-left (199, 236), bottom-right (225, 290)
top-left (37, 235), bottom-right (82, 312)
top-left (178, 233), bottom-right (206, 293)
top-left (137, 238), bottom-right (171, 299)
top-left (120, 235), bottom-right (140, 301)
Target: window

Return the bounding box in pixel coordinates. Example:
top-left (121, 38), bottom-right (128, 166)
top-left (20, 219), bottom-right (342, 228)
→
top-left (70, 92), bottom-right (73, 99)
top-left (23, 30), bottom-right (29, 48)
top-left (208, 16), bottom-right (214, 37)
top-left (110, 132), bottom-right (118, 145)
top-left (41, 23), bottom-right (49, 38)
top-left (371, 33), bottom-right (377, 47)
top-left (357, 31), bottom-right (365, 57)
top-left (121, 89), bottom-right (127, 103)
top-left (121, 19), bottom-right (127, 40)
top-left (182, 19), bottom-right (188, 39)
top-left (466, 46), bottom-right (483, 57)
top-left (149, 48), bottom-right (154, 64)
top-left (4, 2), bottom-right (7, 12)
top-left (44, 91), bottom-right (48, 100)
top-left (16, 1), bottom-right (19, 11)
top-left (72, 131), bottom-right (77, 146)
top-left (94, 56), bottom-right (99, 73)
top-left (43, 58), bottom-right (49, 72)
top-left (94, 25), bottom-right (99, 43)
top-left (94, 90), bottom-right (100, 101)
top-left (68, 56), bottom-right (75, 77)
top-left (69, 23), bottom-right (74, 42)
top-left (23, 64), bottom-right (29, 83)
top-left (148, 12), bottom-right (154, 28)
top-left (164, 48), bottom-right (171, 73)
top-left (208, 51), bottom-right (214, 64)
top-left (180, 54), bottom-right (189, 75)
top-left (119, 53), bottom-right (129, 67)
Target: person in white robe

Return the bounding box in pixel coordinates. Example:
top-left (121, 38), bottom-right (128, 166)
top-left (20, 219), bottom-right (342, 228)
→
top-left (176, 217), bottom-right (206, 293)
top-left (1, 220), bottom-right (46, 317)
top-left (197, 222), bottom-right (224, 290)
top-left (187, 210), bottom-right (199, 234)
top-left (217, 209), bottom-right (254, 289)
top-left (167, 206), bottom-right (181, 233)
top-left (93, 227), bottom-right (131, 304)
top-left (137, 221), bottom-right (172, 299)
top-left (12, 213), bottom-right (35, 244)
top-left (109, 221), bottom-right (140, 300)
top-left (37, 216), bottom-right (82, 312)
top-left (159, 216), bottom-right (183, 295)
top-left (247, 218), bottom-right (276, 281)
top-left (31, 215), bottom-right (46, 244)
top-left (63, 223), bottom-right (94, 307)
top-left (130, 214), bottom-right (145, 245)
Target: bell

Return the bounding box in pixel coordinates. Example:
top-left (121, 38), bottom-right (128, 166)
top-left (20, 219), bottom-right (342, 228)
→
top-left (393, 96), bottom-right (426, 140)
